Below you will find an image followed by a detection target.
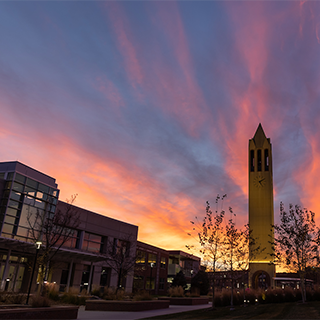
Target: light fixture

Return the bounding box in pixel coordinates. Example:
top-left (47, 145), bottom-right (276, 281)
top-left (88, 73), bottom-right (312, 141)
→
top-left (35, 241), bottom-right (42, 249)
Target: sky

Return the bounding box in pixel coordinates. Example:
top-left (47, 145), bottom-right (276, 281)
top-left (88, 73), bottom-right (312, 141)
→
top-left (1, 1), bottom-right (320, 253)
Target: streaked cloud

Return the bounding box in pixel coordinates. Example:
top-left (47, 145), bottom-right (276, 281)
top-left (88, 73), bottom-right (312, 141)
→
top-left (1, 1), bottom-right (320, 252)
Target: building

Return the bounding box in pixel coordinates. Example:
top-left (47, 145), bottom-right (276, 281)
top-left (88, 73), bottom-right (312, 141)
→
top-left (211, 270), bottom-right (249, 291)
top-left (248, 124), bottom-right (275, 288)
top-left (0, 161), bottom-right (202, 294)
top-left (0, 161), bottom-right (138, 293)
top-left (167, 250), bottom-right (201, 290)
top-left (133, 241), bottom-right (169, 295)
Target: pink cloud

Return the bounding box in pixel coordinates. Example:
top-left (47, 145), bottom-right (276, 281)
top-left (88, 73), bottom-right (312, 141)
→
top-left (102, 3), bottom-right (143, 90)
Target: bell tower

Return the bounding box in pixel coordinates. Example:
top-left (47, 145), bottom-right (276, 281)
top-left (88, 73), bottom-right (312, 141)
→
top-left (249, 123), bottom-right (275, 288)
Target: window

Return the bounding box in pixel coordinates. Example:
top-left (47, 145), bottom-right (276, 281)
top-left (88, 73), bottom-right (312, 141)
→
top-left (24, 186), bottom-right (36, 197)
top-left (14, 173), bottom-right (26, 184)
top-left (38, 183), bottom-right (49, 194)
top-left (83, 232), bottom-right (103, 253)
top-left (62, 231), bottom-right (79, 249)
top-left (12, 182), bottom-right (24, 193)
top-left (7, 172), bottom-right (14, 181)
top-left (148, 253), bottom-right (157, 266)
top-left (8, 199), bottom-right (20, 209)
top-left (10, 191), bottom-right (22, 202)
top-left (264, 149), bottom-right (269, 171)
top-left (2, 223), bottom-right (15, 235)
top-left (133, 276), bottom-right (144, 290)
top-left (4, 215), bottom-right (17, 225)
top-left (160, 257), bottom-right (166, 268)
top-left (159, 277), bottom-right (165, 290)
top-left (146, 277), bottom-right (155, 290)
top-left (6, 207), bottom-right (18, 217)
top-left (100, 267), bottom-right (110, 287)
top-left (113, 239), bottom-right (130, 256)
top-left (26, 178), bottom-right (38, 189)
top-left (250, 150), bottom-right (255, 172)
top-left (136, 250), bottom-right (146, 264)
top-left (100, 237), bottom-right (107, 254)
top-left (257, 149), bottom-right (262, 172)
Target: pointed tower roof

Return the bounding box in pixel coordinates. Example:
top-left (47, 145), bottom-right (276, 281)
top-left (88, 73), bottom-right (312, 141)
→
top-left (253, 123), bottom-right (267, 148)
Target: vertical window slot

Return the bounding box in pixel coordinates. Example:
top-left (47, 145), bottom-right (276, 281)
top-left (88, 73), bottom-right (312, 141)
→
top-left (257, 149), bottom-right (262, 172)
top-left (265, 149), bottom-right (269, 171)
top-left (250, 150), bottom-right (255, 172)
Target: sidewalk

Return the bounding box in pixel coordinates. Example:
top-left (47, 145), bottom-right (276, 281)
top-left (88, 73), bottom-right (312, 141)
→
top-left (77, 303), bottom-right (211, 320)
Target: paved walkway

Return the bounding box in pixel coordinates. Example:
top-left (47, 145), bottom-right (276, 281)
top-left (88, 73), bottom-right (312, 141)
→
top-left (77, 303), bottom-right (211, 320)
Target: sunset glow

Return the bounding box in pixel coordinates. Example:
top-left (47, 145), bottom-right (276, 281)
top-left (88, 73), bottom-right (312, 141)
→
top-left (1, 1), bottom-right (320, 252)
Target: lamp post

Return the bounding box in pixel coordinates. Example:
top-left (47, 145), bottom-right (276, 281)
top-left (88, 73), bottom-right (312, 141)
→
top-left (26, 241), bottom-right (42, 305)
top-left (149, 262), bottom-right (154, 293)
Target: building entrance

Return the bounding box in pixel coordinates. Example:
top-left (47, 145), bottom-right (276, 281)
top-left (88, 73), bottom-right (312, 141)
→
top-left (252, 270), bottom-right (271, 289)
top-left (0, 252), bottom-right (28, 292)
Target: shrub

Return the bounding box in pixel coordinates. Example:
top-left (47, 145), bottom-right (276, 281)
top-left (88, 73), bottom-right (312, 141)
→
top-left (306, 288), bottom-right (313, 301)
top-left (61, 286), bottom-right (86, 305)
top-left (168, 286), bottom-right (184, 297)
top-left (221, 289), bottom-right (230, 306)
top-left (283, 287), bottom-right (295, 302)
top-left (3, 293), bottom-right (26, 304)
top-left (243, 289), bottom-right (256, 305)
top-left (312, 287), bottom-right (320, 301)
top-left (102, 287), bottom-right (125, 300)
top-left (47, 283), bottom-right (59, 301)
top-left (213, 292), bottom-right (222, 307)
top-left (265, 289), bottom-right (277, 303)
top-left (295, 289), bottom-right (302, 301)
top-left (133, 290), bottom-right (152, 301)
top-left (80, 288), bottom-right (88, 296)
top-left (91, 284), bottom-right (101, 297)
top-left (185, 289), bottom-right (200, 297)
top-left (68, 287), bottom-right (80, 295)
top-left (31, 295), bottom-right (51, 308)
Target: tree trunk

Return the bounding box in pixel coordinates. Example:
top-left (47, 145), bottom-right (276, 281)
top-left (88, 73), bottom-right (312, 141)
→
top-left (211, 275), bottom-right (215, 309)
top-left (300, 272), bottom-right (306, 303)
top-left (116, 267), bottom-right (122, 293)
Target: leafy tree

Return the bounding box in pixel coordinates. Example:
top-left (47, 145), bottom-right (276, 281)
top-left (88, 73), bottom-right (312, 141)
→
top-left (172, 270), bottom-right (187, 289)
top-left (191, 270), bottom-right (209, 295)
top-left (222, 209), bottom-right (245, 310)
top-left (271, 202), bottom-right (318, 303)
top-left (187, 195), bottom-right (226, 309)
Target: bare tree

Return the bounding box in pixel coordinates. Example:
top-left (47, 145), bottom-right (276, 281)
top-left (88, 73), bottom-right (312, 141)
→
top-left (103, 235), bottom-right (138, 292)
top-left (187, 195), bottom-right (226, 309)
top-left (271, 202), bottom-right (318, 303)
top-left (27, 195), bottom-right (79, 291)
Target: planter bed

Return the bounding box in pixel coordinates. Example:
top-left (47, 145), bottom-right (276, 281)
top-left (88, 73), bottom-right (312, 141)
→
top-left (85, 299), bottom-right (170, 311)
top-left (0, 306), bottom-right (79, 319)
top-left (158, 297), bottom-right (209, 305)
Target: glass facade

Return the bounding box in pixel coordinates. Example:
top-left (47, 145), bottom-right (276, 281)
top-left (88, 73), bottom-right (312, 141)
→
top-left (0, 171), bottom-right (59, 242)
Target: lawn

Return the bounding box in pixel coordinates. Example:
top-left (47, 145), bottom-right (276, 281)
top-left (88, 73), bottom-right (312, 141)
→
top-left (140, 301), bottom-right (320, 319)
